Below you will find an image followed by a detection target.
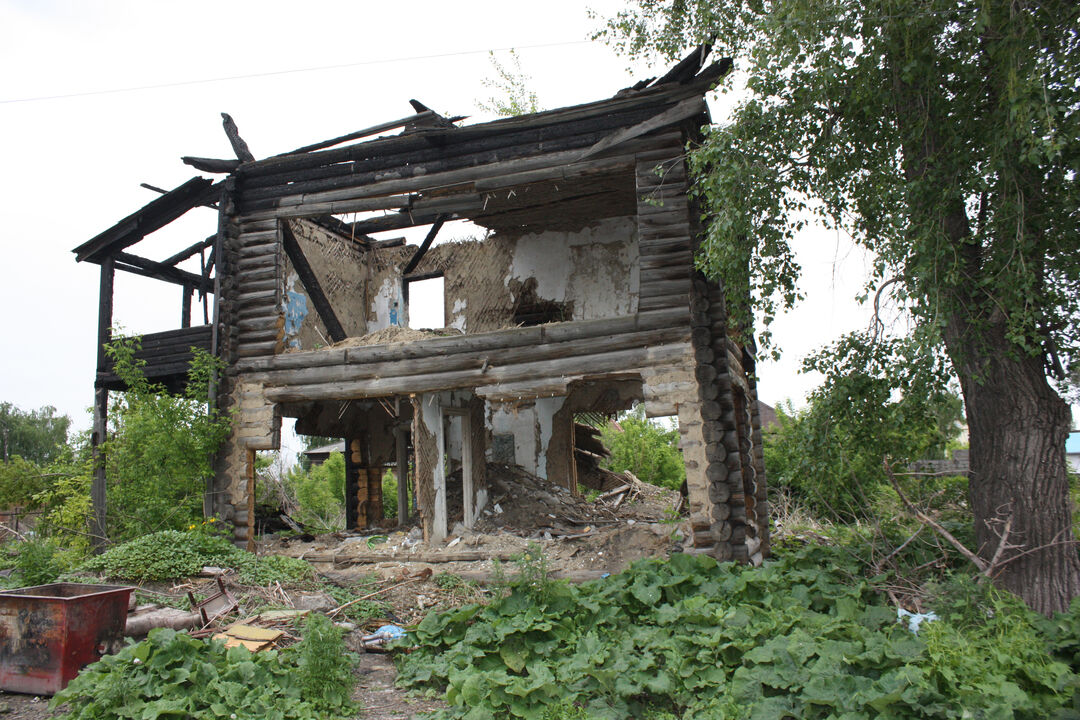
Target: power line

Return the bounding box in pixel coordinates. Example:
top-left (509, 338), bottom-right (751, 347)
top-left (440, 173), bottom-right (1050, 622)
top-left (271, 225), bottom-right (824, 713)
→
top-left (0, 39), bottom-right (594, 106)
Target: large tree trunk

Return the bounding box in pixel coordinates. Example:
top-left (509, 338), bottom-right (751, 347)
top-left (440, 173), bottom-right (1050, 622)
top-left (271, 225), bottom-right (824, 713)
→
top-left (944, 315), bottom-right (1080, 616)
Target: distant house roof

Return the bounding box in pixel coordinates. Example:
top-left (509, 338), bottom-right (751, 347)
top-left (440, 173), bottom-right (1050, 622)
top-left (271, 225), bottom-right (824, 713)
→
top-left (303, 440), bottom-right (345, 465)
top-left (758, 402), bottom-right (779, 431)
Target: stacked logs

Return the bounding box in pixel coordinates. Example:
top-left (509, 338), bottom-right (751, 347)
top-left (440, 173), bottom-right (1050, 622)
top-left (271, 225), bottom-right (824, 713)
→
top-left (686, 273), bottom-right (765, 565)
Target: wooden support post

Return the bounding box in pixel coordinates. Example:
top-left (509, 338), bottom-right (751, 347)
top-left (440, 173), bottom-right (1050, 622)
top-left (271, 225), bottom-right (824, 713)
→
top-left (90, 387), bottom-right (108, 552)
top-left (344, 437), bottom-right (359, 531)
top-left (91, 258), bottom-right (114, 552)
top-left (246, 449), bottom-right (256, 552)
top-left (395, 398), bottom-right (409, 526)
top-left (181, 284), bottom-right (193, 328)
top-left (281, 221), bottom-right (347, 343)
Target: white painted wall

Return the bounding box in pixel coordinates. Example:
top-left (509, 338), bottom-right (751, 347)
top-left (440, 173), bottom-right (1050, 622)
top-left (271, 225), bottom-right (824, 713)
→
top-left (505, 217), bottom-right (639, 320)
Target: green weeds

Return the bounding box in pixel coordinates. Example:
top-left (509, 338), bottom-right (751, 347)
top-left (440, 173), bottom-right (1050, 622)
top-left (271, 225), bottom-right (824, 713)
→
top-left (396, 545), bottom-right (1080, 719)
top-left (52, 626), bottom-right (356, 720)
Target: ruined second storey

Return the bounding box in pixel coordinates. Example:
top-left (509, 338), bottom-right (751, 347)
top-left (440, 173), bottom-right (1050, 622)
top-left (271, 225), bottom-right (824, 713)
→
top-left (74, 46), bottom-right (769, 564)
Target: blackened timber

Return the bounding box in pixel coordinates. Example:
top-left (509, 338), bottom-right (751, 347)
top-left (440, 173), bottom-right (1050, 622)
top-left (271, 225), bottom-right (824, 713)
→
top-left (90, 387), bottom-right (107, 551)
top-left (182, 285), bottom-right (193, 328)
top-left (74, 177), bottom-right (216, 263)
top-left (580, 97), bottom-right (706, 160)
top-left (240, 127), bottom-right (614, 196)
top-left (253, 326), bottom-right (690, 389)
top-left (286, 112), bottom-right (434, 155)
top-left (114, 252), bottom-right (214, 292)
top-left (141, 182), bottom-right (219, 209)
top-left (239, 65), bottom-right (728, 179)
top-left (280, 221), bottom-right (346, 343)
top-left (401, 217), bottom-right (446, 276)
top-left (221, 113), bottom-right (255, 163)
top-left (96, 258), bottom-right (115, 372)
top-left (182, 156), bottom-right (241, 173)
top-left (162, 236), bottom-right (215, 267)
top-left (238, 102), bottom-right (670, 185)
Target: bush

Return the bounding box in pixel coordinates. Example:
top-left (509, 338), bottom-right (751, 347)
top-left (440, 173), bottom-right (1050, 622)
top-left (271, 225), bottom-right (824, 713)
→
top-left (102, 337), bottom-right (231, 541)
top-left (77, 529), bottom-right (313, 584)
top-left (52, 627), bottom-right (355, 720)
top-left (600, 406), bottom-right (685, 491)
top-left (293, 613), bottom-right (357, 712)
top-left (284, 452), bottom-right (346, 531)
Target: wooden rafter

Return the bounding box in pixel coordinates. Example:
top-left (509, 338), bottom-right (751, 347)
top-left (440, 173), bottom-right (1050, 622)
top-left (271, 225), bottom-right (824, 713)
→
top-left (73, 177), bottom-right (216, 263)
top-left (281, 221), bottom-right (346, 343)
top-left (401, 216), bottom-right (447, 276)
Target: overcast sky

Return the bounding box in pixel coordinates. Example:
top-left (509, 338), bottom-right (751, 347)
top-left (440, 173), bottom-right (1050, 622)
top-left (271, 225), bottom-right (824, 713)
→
top-left (0, 0), bottom-right (874, 439)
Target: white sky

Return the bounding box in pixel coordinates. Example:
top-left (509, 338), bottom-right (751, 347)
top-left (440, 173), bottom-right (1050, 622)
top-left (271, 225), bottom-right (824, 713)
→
top-left (0, 0), bottom-right (873, 441)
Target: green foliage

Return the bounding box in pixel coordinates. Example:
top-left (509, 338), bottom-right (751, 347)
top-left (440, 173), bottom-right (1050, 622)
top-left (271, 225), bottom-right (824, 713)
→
top-left (52, 627), bottom-right (355, 720)
top-left (600, 406), bottom-right (685, 491)
top-left (293, 613), bottom-right (357, 712)
top-left (284, 452), bottom-right (345, 531)
top-left (77, 529), bottom-right (313, 584)
top-left (764, 334), bottom-right (963, 519)
top-left (321, 583), bottom-right (389, 622)
top-left (33, 461), bottom-right (94, 556)
top-left (381, 467), bottom-right (413, 520)
top-left (397, 546), bottom-right (1077, 719)
top-left (598, 0), bottom-right (1080, 367)
top-left (102, 336), bottom-right (232, 541)
top-left (0, 401), bottom-right (71, 465)
top-left (11, 538), bottom-right (66, 586)
top-left (477, 49), bottom-right (541, 117)
top-left (0, 456), bottom-right (55, 509)
top-left (435, 572), bottom-right (465, 590)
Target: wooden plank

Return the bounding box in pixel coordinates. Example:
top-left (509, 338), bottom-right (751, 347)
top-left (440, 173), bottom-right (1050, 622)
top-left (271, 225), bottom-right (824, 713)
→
top-left (223, 113), bottom-right (255, 163)
top-left (580, 97), bottom-right (703, 160)
top-left (280, 221), bottom-right (346, 343)
top-left (285, 112), bottom-right (434, 155)
top-left (162, 236), bottom-right (215, 266)
top-left (182, 156), bottom-right (241, 173)
top-left (115, 252), bottom-right (214, 292)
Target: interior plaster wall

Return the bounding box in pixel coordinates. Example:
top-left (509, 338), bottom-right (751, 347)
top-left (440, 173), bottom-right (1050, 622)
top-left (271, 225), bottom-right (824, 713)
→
top-left (281, 219), bottom-right (369, 349)
top-left (362, 216), bottom-right (639, 334)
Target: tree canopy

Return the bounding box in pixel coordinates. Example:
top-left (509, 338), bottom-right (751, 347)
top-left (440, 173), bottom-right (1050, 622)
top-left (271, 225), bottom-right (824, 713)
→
top-left (0, 402), bottom-right (70, 465)
top-left (599, 0), bottom-right (1080, 614)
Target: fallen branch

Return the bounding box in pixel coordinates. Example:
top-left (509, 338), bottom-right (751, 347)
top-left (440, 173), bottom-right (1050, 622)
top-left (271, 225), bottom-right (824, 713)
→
top-left (327, 578), bottom-right (423, 618)
top-left (884, 459), bottom-right (989, 574)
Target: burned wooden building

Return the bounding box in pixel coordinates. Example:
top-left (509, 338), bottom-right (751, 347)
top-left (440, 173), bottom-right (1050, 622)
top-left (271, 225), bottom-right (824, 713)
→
top-left (74, 47), bottom-right (769, 564)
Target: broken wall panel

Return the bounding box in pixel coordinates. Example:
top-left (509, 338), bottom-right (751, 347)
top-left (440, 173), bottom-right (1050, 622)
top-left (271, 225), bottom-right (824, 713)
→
top-left (280, 219), bottom-right (369, 350)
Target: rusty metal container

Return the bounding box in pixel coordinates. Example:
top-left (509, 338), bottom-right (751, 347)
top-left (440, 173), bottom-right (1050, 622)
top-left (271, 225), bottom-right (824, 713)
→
top-left (0, 583), bottom-right (133, 695)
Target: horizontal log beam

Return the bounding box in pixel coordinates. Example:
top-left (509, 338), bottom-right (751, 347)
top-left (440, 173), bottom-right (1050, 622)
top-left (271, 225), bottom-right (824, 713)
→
top-left (263, 341), bottom-right (691, 403)
top-left (239, 309), bottom-right (691, 378)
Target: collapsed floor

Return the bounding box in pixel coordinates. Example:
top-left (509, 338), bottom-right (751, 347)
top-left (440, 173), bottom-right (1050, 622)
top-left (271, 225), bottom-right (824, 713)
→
top-left (265, 462), bottom-right (687, 584)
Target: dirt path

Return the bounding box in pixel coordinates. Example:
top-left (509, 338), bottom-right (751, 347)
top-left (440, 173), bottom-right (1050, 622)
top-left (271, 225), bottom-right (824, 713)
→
top-left (352, 652), bottom-right (446, 719)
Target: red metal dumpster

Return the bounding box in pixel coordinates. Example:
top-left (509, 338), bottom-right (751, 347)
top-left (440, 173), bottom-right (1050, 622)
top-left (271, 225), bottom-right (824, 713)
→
top-left (0, 583), bottom-right (133, 695)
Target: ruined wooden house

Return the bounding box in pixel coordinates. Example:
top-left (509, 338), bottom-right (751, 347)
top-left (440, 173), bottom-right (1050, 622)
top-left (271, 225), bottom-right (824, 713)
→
top-left (73, 46), bottom-right (770, 564)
